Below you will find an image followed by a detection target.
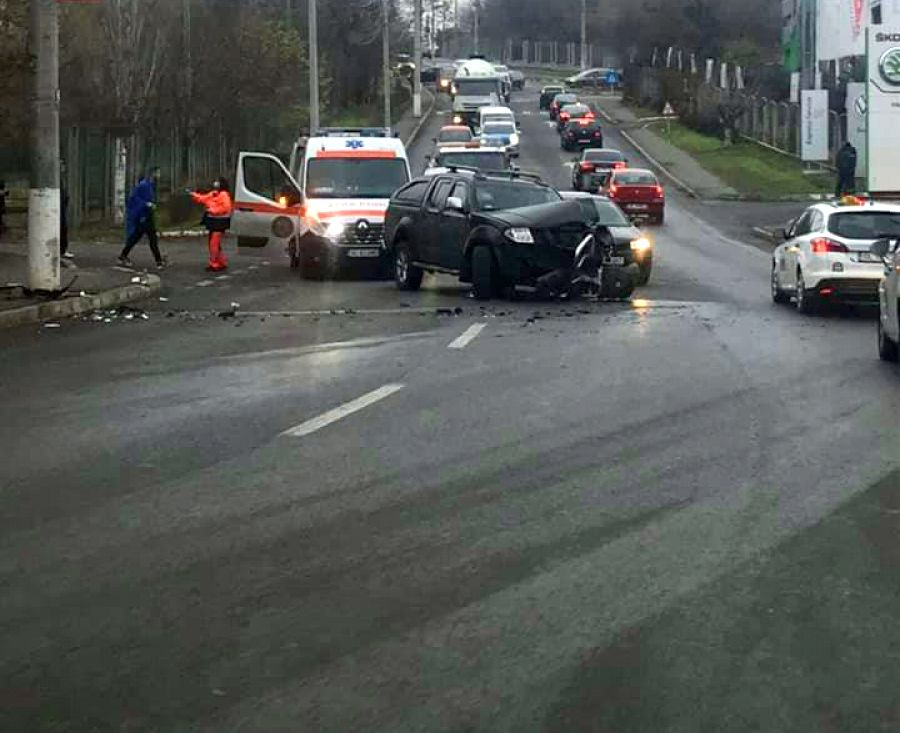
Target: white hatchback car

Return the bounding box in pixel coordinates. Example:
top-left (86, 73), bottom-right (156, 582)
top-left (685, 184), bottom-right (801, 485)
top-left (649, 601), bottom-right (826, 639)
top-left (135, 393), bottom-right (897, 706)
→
top-left (772, 200), bottom-right (900, 313)
top-left (871, 237), bottom-right (900, 361)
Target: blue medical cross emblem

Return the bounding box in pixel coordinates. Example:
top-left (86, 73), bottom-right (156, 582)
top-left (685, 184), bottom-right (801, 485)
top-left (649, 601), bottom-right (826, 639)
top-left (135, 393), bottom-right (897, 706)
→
top-left (346, 140), bottom-right (364, 149)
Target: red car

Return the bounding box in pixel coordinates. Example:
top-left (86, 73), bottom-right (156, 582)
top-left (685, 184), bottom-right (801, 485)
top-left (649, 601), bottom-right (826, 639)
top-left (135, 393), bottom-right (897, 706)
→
top-left (601, 168), bottom-right (665, 225)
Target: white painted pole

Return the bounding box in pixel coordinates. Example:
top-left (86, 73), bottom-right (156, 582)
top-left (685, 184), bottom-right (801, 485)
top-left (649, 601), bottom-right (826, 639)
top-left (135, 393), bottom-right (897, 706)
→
top-left (28, 0), bottom-right (60, 291)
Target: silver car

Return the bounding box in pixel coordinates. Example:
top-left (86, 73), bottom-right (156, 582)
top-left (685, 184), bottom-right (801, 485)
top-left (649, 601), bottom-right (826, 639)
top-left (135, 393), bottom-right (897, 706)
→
top-left (872, 237), bottom-right (900, 362)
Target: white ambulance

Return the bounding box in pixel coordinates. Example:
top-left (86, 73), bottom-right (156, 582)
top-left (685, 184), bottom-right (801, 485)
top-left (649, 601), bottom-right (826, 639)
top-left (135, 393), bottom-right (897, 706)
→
top-left (232, 128), bottom-right (411, 278)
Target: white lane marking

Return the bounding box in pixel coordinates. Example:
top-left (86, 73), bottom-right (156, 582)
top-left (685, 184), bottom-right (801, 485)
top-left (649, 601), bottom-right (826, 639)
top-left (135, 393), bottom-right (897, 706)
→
top-left (448, 323), bottom-right (486, 349)
top-left (282, 383), bottom-right (405, 438)
top-left (215, 274), bottom-right (230, 281)
top-left (196, 280), bottom-right (214, 287)
top-left (248, 265), bottom-right (259, 271)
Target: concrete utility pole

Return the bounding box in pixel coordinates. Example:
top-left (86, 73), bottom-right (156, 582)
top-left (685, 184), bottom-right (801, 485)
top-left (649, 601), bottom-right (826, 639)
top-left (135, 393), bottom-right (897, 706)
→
top-left (413, 0), bottom-right (423, 117)
top-left (28, 0), bottom-right (60, 291)
top-left (308, 0), bottom-right (320, 132)
top-left (580, 0), bottom-right (588, 70)
top-left (383, 0), bottom-right (392, 130)
top-left (473, 0), bottom-right (480, 54)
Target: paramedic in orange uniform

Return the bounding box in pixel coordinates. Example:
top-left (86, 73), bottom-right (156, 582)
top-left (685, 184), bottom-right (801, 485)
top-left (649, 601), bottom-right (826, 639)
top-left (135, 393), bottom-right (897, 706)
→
top-left (188, 178), bottom-right (233, 271)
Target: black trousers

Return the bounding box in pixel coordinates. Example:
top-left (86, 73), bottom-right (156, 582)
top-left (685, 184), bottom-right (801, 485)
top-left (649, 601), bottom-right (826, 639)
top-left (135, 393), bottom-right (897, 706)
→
top-left (835, 173), bottom-right (855, 197)
top-left (121, 221), bottom-right (162, 263)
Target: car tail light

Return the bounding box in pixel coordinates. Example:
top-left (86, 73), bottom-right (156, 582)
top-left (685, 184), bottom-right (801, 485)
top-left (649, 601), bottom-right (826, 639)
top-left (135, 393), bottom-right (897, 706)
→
top-left (580, 162), bottom-right (594, 171)
top-left (594, 131), bottom-right (602, 137)
top-left (608, 184), bottom-right (618, 197)
top-left (585, 112), bottom-right (596, 119)
top-left (612, 161), bottom-right (625, 169)
top-left (561, 113), bottom-right (570, 121)
top-left (810, 237), bottom-right (848, 253)
top-left (654, 185), bottom-right (664, 197)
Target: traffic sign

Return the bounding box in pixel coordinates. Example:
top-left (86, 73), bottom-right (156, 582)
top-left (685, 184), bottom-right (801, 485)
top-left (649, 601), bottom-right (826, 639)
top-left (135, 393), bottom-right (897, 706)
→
top-left (605, 70), bottom-right (620, 86)
top-left (663, 102), bottom-right (675, 116)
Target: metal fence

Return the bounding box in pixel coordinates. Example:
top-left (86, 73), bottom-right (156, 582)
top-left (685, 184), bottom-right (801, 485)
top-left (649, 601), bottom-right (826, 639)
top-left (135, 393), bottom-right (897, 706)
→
top-left (626, 63), bottom-right (847, 166)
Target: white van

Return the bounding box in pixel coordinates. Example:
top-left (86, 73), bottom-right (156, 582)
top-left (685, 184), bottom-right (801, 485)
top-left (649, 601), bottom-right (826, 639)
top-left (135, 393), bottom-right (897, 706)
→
top-left (232, 128), bottom-right (411, 278)
top-left (478, 106), bottom-right (516, 132)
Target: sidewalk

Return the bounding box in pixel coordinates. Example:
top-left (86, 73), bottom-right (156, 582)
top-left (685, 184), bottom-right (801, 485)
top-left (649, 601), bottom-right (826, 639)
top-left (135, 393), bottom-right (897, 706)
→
top-left (0, 241), bottom-right (162, 329)
top-left (585, 94), bottom-right (738, 199)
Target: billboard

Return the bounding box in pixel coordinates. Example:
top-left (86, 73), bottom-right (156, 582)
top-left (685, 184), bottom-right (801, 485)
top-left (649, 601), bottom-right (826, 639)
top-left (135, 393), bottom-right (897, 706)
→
top-left (817, 0), bottom-right (868, 62)
top-left (867, 27), bottom-right (900, 192)
top-left (846, 81), bottom-right (868, 177)
top-left (801, 89), bottom-right (829, 161)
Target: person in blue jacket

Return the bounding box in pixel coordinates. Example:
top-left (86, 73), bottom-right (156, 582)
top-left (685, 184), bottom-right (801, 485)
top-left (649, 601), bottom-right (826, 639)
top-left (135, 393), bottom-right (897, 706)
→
top-left (118, 166), bottom-right (166, 268)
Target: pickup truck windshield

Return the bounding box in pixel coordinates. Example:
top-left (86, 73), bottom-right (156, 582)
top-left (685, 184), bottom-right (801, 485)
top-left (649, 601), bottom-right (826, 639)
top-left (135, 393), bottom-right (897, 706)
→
top-left (306, 158), bottom-right (409, 199)
top-left (436, 152), bottom-right (507, 170)
top-left (828, 211), bottom-right (900, 239)
top-left (474, 181), bottom-right (561, 211)
top-left (454, 79), bottom-right (500, 95)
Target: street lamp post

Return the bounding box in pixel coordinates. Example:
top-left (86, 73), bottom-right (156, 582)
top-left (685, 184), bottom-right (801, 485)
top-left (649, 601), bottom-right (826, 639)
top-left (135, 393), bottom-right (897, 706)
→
top-left (383, 0), bottom-right (391, 130)
top-left (308, 0), bottom-right (320, 132)
top-left (28, 0), bottom-right (61, 291)
top-left (580, 0), bottom-right (588, 70)
top-left (413, 0), bottom-right (422, 117)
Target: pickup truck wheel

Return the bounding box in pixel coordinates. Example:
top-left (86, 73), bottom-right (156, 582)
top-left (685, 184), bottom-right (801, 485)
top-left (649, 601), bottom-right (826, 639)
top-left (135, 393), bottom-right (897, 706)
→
top-left (394, 243), bottom-right (423, 291)
top-left (471, 246), bottom-right (496, 301)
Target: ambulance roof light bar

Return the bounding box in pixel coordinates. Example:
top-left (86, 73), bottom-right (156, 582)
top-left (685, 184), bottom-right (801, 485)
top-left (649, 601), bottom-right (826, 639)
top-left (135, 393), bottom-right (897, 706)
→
top-left (313, 127), bottom-right (396, 138)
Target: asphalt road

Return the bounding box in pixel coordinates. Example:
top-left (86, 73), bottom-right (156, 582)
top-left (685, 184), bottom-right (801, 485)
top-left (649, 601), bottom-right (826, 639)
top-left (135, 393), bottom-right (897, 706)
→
top-left (1, 86), bottom-right (899, 733)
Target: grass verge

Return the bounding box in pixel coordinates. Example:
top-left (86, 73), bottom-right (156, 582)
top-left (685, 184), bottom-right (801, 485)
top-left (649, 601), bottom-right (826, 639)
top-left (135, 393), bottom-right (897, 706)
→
top-left (645, 119), bottom-right (833, 199)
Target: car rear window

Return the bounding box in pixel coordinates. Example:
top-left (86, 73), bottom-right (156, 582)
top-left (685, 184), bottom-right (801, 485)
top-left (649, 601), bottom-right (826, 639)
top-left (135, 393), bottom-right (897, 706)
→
top-left (562, 105), bottom-right (590, 116)
top-left (615, 171), bottom-right (658, 185)
top-left (827, 211), bottom-right (900, 239)
top-left (439, 128), bottom-right (472, 143)
top-left (585, 150), bottom-right (624, 162)
top-left (554, 94), bottom-right (578, 104)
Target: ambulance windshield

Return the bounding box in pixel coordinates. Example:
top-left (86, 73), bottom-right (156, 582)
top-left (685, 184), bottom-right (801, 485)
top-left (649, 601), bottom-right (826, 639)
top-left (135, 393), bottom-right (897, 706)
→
top-left (306, 158), bottom-right (409, 199)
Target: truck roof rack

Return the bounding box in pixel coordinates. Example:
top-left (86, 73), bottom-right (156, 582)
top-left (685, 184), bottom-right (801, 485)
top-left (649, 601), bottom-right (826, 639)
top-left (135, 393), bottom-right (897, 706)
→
top-left (313, 127), bottom-right (394, 138)
top-left (441, 166), bottom-right (546, 185)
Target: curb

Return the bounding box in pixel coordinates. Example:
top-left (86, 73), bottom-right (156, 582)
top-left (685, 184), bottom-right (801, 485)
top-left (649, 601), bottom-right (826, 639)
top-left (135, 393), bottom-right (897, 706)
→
top-left (593, 105), bottom-right (700, 198)
top-left (0, 274), bottom-right (161, 330)
top-left (403, 88), bottom-right (437, 147)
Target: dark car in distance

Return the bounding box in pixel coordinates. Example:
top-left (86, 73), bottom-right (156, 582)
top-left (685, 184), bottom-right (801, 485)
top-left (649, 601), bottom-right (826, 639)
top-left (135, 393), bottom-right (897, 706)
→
top-left (556, 103), bottom-right (593, 133)
top-left (560, 118), bottom-right (604, 151)
top-left (549, 93), bottom-right (578, 120)
top-left (571, 148), bottom-right (627, 189)
top-left (539, 85), bottom-right (565, 110)
top-left (384, 170), bottom-right (601, 300)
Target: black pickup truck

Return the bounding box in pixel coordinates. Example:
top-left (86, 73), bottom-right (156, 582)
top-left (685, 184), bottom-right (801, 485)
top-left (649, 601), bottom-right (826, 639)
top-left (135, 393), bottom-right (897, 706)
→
top-left (384, 170), bottom-right (631, 299)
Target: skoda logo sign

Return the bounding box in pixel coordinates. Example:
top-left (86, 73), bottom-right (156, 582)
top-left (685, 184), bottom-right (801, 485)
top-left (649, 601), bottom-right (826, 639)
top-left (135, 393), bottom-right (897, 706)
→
top-left (879, 47), bottom-right (900, 86)
top-left (355, 219), bottom-right (370, 237)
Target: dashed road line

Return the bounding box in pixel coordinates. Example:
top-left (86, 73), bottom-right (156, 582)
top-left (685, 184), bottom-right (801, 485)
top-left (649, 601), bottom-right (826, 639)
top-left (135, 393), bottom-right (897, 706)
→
top-left (215, 274), bottom-right (230, 281)
top-left (282, 383), bottom-right (405, 438)
top-left (196, 280), bottom-right (214, 287)
top-left (448, 323), bottom-right (486, 349)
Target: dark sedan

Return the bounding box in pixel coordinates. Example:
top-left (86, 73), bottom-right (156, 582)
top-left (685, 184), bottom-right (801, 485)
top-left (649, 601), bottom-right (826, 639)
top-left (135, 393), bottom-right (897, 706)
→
top-left (560, 191), bottom-right (654, 285)
top-left (571, 148), bottom-right (626, 189)
top-left (560, 117), bottom-right (604, 151)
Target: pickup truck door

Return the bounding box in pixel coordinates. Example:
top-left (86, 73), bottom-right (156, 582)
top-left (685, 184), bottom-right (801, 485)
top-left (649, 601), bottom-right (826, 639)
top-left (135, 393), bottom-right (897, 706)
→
top-left (232, 152), bottom-right (306, 248)
top-left (440, 181), bottom-right (472, 270)
top-left (420, 178), bottom-right (453, 264)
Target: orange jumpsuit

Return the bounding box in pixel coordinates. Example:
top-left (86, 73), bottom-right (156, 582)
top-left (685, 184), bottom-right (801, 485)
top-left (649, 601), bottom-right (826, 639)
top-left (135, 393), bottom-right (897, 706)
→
top-left (191, 190), bottom-right (233, 271)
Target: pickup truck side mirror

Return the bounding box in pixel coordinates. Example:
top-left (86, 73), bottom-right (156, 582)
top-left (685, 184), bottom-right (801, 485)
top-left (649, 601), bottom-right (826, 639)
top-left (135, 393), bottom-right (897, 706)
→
top-left (782, 220), bottom-right (795, 240)
top-left (870, 238), bottom-right (892, 258)
top-left (445, 196), bottom-right (465, 212)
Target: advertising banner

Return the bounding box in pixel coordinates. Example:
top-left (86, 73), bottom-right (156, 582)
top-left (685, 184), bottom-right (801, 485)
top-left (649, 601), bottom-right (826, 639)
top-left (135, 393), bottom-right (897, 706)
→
top-left (801, 89), bottom-right (829, 161)
top-left (846, 81), bottom-right (868, 177)
top-left (817, 0), bottom-right (867, 62)
top-left (867, 27), bottom-right (900, 192)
